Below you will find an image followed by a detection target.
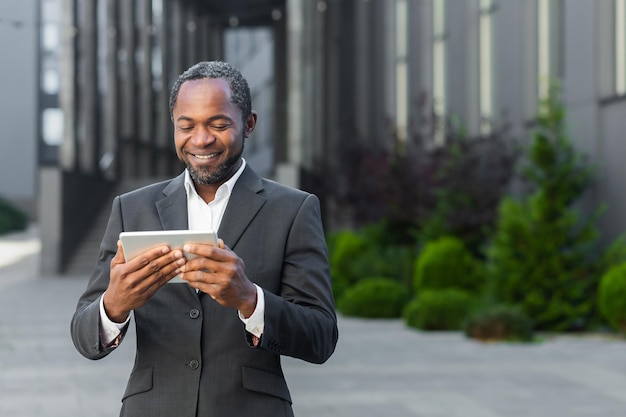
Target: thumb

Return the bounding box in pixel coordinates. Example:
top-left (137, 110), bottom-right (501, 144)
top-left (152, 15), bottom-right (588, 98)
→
top-left (111, 240), bottom-right (127, 265)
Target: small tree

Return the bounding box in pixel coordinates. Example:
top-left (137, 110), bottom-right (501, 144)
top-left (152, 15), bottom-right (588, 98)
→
top-left (487, 85), bottom-right (601, 331)
top-left (311, 95), bottom-right (519, 251)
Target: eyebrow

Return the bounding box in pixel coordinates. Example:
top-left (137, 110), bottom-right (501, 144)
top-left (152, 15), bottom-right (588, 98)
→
top-left (175, 115), bottom-right (233, 123)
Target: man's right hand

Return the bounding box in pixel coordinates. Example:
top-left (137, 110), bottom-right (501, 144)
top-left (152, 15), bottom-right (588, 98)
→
top-left (103, 240), bottom-right (187, 322)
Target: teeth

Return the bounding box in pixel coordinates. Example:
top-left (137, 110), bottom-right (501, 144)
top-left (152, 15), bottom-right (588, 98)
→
top-left (193, 153), bottom-right (217, 160)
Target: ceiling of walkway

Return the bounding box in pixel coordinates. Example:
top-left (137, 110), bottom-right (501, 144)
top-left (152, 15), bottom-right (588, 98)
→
top-left (199, 0), bottom-right (285, 26)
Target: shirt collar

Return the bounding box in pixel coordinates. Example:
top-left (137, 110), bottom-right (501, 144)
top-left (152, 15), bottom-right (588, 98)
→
top-left (184, 158), bottom-right (247, 201)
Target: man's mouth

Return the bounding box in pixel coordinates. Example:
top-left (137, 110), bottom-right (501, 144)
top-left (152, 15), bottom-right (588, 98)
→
top-left (191, 152), bottom-right (220, 160)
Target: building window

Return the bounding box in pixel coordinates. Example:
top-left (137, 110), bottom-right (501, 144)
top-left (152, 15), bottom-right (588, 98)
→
top-left (42, 108), bottom-right (64, 146)
top-left (396, 0), bottom-right (409, 143)
top-left (537, 0), bottom-right (561, 100)
top-left (39, 0), bottom-right (63, 164)
top-left (616, 0), bottom-right (626, 95)
top-left (479, 0), bottom-right (495, 135)
top-left (433, 0), bottom-right (446, 145)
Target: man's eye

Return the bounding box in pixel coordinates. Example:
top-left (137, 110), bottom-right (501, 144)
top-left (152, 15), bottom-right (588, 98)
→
top-left (212, 124), bottom-right (230, 131)
top-left (178, 126), bottom-right (193, 131)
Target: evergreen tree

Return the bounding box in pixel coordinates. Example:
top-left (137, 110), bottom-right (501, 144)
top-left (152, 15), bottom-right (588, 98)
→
top-left (487, 86), bottom-right (601, 331)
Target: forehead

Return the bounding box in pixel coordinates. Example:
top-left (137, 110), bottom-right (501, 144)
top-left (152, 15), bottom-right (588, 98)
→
top-left (173, 78), bottom-right (239, 118)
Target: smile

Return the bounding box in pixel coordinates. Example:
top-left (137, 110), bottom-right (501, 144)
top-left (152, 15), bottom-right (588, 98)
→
top-left (191, 152), bottom-right (220, 160)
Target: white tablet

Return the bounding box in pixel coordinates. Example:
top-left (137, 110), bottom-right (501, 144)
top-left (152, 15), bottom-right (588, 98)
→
top-left (119, 230), bottom-right (219, 283)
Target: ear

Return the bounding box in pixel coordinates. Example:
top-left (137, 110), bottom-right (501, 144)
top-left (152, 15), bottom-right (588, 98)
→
top-left (244, 112), bottom-right (257, 138)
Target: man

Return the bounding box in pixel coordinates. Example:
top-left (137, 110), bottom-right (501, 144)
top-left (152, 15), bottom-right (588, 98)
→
top-left (70, 61), bottom-right (338, 417)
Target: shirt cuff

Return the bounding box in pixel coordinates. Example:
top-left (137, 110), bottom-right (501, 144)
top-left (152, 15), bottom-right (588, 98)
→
top-left (99, 292), bottom-right (131, 346)
top-left (238, 284), bottom-right (265, 337)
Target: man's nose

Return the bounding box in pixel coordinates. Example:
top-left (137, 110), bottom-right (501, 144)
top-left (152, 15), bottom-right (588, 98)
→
top-left (191, 128), bottom-right (216, 146)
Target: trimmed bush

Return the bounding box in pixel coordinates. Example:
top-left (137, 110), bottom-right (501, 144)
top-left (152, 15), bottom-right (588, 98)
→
top-left (0, 197), bottom-right (27, 235)
top-left (413, 236), bottom-right (485, 294)
top-left (329, 230), bottom-right (368, 299)
top-left (404, 288), bottom-right (476, 330)
top-left (329, 224), bottom-right (416, 300)
top-left (337, 278), bottom-right (410, 318)
top-left (464, 305), bottom-right (534, 342)
top-left (598, 263), bottom-right (626, 332)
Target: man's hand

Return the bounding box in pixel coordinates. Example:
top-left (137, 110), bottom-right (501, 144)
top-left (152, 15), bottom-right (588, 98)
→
top-left (179, 239), bottom-right (257, 317)
top-left (103, 240), bottom-right (187, 322)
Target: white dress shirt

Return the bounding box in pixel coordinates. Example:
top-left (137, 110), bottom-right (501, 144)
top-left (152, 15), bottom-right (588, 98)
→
top-left (99, 159), bottom-right (265, 345)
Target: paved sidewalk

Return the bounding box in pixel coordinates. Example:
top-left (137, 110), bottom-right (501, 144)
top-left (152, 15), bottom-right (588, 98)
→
top-left (1, 226), bottom-right (626, 416)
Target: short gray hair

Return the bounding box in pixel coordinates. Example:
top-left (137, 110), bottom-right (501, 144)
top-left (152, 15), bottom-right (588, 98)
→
top-left (169, 61), bottom-right (251, 122)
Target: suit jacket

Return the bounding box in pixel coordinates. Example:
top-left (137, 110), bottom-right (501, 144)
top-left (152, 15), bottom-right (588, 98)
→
top-left (70, 166), bottom-right (338, 417)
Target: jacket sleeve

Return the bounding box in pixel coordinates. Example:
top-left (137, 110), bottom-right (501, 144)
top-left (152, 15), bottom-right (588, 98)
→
top-left (259, 194), bottom-right (339, 364)
top-left (70, 196), bottom-right (125, 360)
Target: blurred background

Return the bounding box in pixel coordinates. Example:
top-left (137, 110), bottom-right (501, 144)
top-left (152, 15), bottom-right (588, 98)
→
top-left (4, 2), bottom-right (626, 415)
top-left (1, 0), bottom-right (625, 291)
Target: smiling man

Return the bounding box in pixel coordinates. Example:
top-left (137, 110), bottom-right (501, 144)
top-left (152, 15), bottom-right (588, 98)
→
top-left (70, 61), bottom-right (338, 417)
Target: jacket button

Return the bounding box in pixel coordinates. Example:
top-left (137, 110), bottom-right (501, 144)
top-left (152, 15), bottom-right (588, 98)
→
top-left (189, 359), bottom-right (199, 370)
top-left (189, 309), bottom-right (200, 319)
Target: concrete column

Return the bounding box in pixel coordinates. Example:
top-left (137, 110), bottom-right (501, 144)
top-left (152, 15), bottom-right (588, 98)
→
top-left (138, 0), bottom-right (154, 176)
top-left (171, 0), bottom-right (185, 79)
top-left (312, 2), bottom-right (327, 164)
top-left (78, 0), bottom-right (98, 173)
top-left (277, 0), bottom-right (305, 188)
top-left (103, 0), bottom-right (120, 180)
top-left (157, 0), bottom-right (174, 174)
top-left (273, 13), bottom-right (287, 165)
top-left (59, 0), bottom-right (77, 171)
top-left (119, 0), bottom-right (138, 176)
top-left (354, 0), bottom-right (373, 143)
top-left (39, 167), bottom-right (62, 274)
top-left (198, 14), bottom-right (211, 60)
top-left (186, 3), bottom-right (199, 66)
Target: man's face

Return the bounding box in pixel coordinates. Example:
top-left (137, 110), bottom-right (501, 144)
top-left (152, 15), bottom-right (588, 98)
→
top-left (172, 78), bottom-right (256, 186)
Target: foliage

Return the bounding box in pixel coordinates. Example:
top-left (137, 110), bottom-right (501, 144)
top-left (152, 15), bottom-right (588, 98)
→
top-left (403, 288), bottom-right (477, 331)
top-left (311, 102), bottom-right (519, 251)
top-left (413, 236), bottom-right (486, 294)
top-left (0, 197), bottom-right (27, 235)
top-left (328, 223), bottom-right (416, 300)
top-left (328, 229), bottom-right (369, 298)
top-left (487, 85), bottom-right (602, 331)
top-left (419, 132), bottom-right (520, 253)
top-left (464, 304), bottom-right (534, 342)
top-left (598, 262), bottom-right (626, 333)
top-left (337, 278), bottom-right (411, 318)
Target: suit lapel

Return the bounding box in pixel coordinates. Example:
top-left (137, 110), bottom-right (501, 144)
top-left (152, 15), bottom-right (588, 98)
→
top-left (218, 166), bottom-right (266, 249)
top-left (155, 172), bottom-right (197, 298)
top-left (155, 172), bottom-right (189, 231)
top-left (156, 167), bottom-right (266, 248)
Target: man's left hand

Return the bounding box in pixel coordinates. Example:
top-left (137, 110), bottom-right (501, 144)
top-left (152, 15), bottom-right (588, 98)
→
top-left (178, 240), bottom-right (258, 318)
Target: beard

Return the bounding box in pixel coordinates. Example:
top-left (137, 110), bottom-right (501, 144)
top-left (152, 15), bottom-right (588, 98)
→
top-left (186, 141), bottom-right (244, 185)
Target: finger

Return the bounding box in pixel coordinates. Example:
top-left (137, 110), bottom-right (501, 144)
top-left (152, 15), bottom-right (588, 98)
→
top-left (183, 242), bottom-right (222, 258)
top-left (111, 240), bottom-right (127, 267)
top-left (138, 249), bottom-right (186, 284)
top-left (184, 273), bottom-right (220, 297)
top-left (126, 245), bottom-right (173, 272)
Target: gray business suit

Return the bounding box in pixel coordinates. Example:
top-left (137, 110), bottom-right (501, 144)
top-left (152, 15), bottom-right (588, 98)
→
top-left (70, 166), bottom-right (338, 417)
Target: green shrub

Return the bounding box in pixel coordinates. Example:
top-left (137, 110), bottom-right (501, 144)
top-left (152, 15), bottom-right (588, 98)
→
top-left (337, 278), bottom-right (410, 318)
top-left (464, 304), bottom-right (534, 342)
top-left (329, 224), bottom-right (416, 299)
top-left (487, 86), bottom-right (602, 331)
top-left (598, 263), bottom-right (626, 332)
top-left (404, 288), bottom-right (476, 330)
top-left (0, 197), bottom-right (27, 235)
top-left (413, 236), bottom-right (485, 294)
top-left (328, 229), bottom-right (368, 298)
